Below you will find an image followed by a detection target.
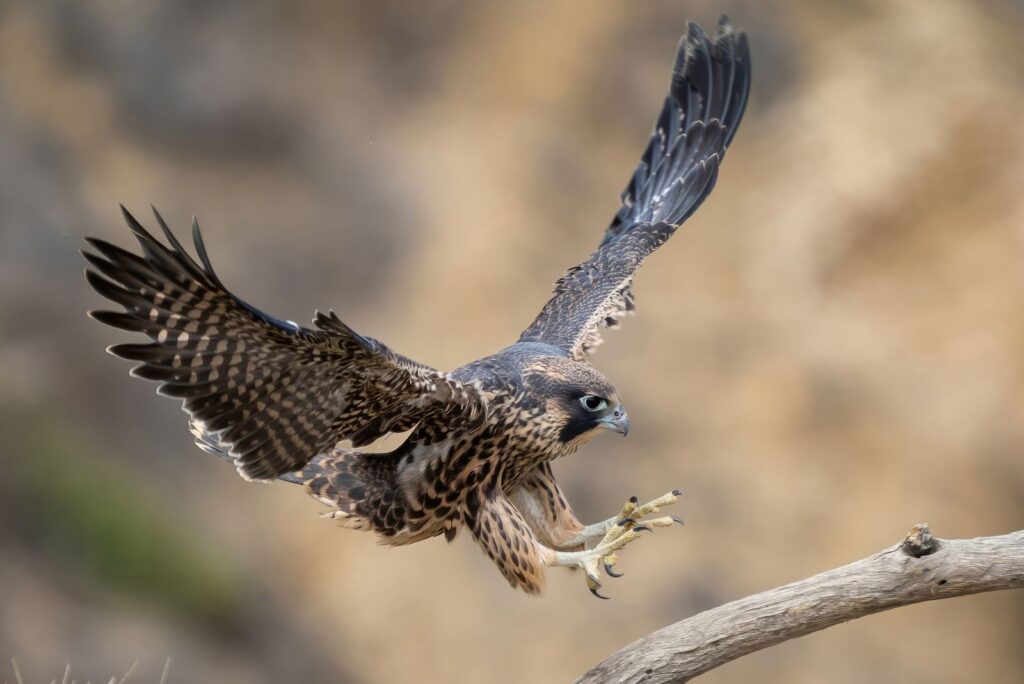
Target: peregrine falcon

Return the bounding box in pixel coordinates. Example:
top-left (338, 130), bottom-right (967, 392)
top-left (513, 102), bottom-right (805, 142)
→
top-left (83, 17), bottom-right (750, 597)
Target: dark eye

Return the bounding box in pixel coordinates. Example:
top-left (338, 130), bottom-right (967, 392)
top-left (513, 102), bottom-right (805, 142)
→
top-left (579, 395), bottom-right (607, 412)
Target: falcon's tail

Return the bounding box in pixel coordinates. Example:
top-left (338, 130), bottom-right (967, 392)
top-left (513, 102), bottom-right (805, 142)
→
top-left (288, 449), bottom-right (406, 535)
top-left (191, 419), bottom-right (408, 537)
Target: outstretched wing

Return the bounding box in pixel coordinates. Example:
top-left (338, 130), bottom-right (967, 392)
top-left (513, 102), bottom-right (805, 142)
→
top-left (84, 207), bottom-right (485, 481)
top-left (519, 16), bottom-right (750, 360)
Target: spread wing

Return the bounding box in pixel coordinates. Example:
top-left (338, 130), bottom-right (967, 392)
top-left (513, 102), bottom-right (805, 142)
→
top-left (519, 16), bottom-right (750, 360)
top-left (84, 207), bottom-right (485, 481)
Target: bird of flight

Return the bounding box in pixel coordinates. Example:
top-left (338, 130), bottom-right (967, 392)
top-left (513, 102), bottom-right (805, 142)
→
top-left (83, 16), bottom-right (750, 598)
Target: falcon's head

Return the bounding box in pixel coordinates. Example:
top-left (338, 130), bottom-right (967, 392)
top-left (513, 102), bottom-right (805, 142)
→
top-left (522, 356), bottom-right (629, 450)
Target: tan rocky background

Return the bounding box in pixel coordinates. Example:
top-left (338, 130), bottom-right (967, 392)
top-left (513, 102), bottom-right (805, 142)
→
top-left (1, 1), bottom-right (1022, 682)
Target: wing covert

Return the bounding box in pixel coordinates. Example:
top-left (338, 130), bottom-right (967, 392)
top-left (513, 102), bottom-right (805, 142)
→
top-left (84, 207), bottom-right (485, 481)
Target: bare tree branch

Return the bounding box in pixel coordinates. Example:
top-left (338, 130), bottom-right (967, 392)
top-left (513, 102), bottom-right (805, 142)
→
top-left (577, 525), bottom-right (1024, 684)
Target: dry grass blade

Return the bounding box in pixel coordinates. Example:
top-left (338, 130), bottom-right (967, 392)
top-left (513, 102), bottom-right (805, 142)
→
top-left (158, 659), bottom-right (170, 684)
top-left (115, 660), bottom-right (138, 684)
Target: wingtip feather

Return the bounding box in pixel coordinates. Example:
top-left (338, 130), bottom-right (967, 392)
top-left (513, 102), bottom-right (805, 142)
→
top-left (190, 216), bottom-right (221, 283)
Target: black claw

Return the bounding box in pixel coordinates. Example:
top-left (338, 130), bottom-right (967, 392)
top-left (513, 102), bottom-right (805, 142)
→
top-left (672, 489), bottom-right (684, 497)
top-left (634, 524), bottom-right (653, 534)
top-left (672, 516), bottom-right (686, 526)
top-left (628, 496), bottom-right (639, 505)
top-left (590, 586), bottom-right (611, 600)
top-left (616, 517), bottom-right (633, 527)
top-left (604, 562), bottom-right (624, 578)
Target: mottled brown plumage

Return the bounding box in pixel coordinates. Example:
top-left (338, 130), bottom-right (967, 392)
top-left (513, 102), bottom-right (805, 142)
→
top-left (84, 16), bottom-right (750, 597)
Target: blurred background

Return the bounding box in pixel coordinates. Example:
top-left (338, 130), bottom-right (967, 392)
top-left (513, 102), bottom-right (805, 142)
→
top-left (1, 0), bottom-right (1023, 682)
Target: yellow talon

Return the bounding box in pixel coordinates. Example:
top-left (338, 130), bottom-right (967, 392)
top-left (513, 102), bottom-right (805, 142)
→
top-left (568, 490), bottom-right (685, 598)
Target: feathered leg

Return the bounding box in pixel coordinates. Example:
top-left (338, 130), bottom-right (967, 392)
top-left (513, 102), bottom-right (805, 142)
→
top-left (510, 464), bottom-right (683, 552)
top-left (467, 489), bottom-right (678, 598)
top-left (466, 492), bottom-right (551, 594)
top-left (509, 463), bottom-right (586, 550)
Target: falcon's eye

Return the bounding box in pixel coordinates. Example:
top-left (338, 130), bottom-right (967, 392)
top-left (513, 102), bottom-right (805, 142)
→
top-left (579, 395), bottom-right (607, 412)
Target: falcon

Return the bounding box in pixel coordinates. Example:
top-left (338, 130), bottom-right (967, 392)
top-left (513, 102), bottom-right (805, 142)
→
top-left (83, 16), bottom-right (750, 597)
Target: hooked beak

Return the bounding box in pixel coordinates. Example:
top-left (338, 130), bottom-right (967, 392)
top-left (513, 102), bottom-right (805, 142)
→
top-left (599, 408), bottom-right (630, 436)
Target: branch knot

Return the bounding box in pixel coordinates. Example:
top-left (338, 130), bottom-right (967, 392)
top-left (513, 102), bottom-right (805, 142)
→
top-left (900, 523), bottom-right (940, 558)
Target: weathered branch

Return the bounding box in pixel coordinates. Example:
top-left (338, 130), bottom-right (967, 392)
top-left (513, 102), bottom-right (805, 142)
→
top-left (577, 525), bottom-right (1024, 684)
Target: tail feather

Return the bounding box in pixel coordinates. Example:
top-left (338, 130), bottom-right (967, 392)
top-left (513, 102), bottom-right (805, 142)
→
top-left (300, 449), bottom-right (405, 534)
top-left (188, 418), bottom-right (407, 534)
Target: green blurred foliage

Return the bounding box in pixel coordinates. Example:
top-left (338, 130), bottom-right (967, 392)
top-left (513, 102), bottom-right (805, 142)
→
top-left (2, 408), bottom-right (244, 628)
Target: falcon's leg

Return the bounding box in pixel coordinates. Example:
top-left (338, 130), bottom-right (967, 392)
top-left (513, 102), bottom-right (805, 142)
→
top-left (552, 491), bottom-right (683, 596)
top-left (466, 492), bottom-right (552, 594)
top-left (467, 489), bottom-right (681, 597)
top-left (548, 516), bottom-right (656, 598)
top-left (509, 463), bottom-right (586, 550)
top-left (510, 464), bottom-right (682, 552)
